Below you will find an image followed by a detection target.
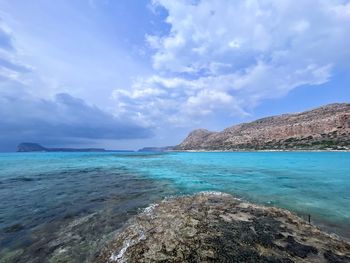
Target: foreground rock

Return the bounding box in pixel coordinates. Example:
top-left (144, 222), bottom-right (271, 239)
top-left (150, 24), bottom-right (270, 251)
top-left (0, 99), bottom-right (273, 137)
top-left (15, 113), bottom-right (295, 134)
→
top-left (98, 192), bottom-right (350, 263)
top-left (176, 103), bottom-right (350, 151)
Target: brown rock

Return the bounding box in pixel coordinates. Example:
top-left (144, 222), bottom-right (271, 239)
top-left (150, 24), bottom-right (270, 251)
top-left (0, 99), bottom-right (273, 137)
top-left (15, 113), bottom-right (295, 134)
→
top-left (176, 103), bottom-right (350, 150)
top-left (97, 192), bottom-right (350, 263)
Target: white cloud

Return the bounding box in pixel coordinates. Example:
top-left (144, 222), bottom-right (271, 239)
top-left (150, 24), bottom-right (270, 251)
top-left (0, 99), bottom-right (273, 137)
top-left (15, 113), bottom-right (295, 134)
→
top-left (150, 0), bottom-right (350, 72)
top-left (331, 2), bottom-right (350, 20)
top-left (112, 0), bottom-right (349, 127)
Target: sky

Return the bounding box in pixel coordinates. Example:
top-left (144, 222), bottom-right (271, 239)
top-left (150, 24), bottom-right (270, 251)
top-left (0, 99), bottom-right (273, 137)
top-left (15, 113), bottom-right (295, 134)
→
top-left (0, 0), bottom-right (349, 151)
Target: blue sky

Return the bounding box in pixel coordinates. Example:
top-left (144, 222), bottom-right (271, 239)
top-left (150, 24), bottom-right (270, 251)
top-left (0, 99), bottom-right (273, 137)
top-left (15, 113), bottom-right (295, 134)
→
top-left (0, 0), bottom-right (349, 151)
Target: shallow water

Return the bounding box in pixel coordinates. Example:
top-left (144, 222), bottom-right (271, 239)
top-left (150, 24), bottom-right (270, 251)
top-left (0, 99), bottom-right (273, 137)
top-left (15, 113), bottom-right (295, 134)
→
top-left (0, 151), bottom-right (349, 262)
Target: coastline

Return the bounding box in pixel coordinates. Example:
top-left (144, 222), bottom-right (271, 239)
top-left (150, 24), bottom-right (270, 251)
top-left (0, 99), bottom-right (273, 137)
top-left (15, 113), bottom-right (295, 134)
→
top-left (1, 152), bottom-right (349, 263)
top-left (170, 149), bottom-right (350, 152)
top-left (98, 192), bottom-right (350, 263)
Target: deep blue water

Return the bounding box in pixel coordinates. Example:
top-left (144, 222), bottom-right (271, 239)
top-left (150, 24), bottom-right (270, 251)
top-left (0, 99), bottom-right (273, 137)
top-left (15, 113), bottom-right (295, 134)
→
top-left (0, 151), bottom-right (349, 262)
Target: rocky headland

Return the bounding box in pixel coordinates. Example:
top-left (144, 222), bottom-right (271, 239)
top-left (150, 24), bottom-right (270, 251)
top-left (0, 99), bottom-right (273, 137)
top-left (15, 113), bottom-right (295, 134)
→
top-left (16, 143), bottom-right (133, 152)
top-left (98, 192), bottom-right (350, 263)
top-left (176, 103), bottom-right (350, 151)
top-left (17, 143), bottom-right (107, 152)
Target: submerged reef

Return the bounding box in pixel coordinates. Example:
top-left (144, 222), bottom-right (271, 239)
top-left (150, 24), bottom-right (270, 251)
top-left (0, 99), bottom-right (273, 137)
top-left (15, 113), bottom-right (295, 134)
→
top-left (98, 192), bottom-right (350, 263)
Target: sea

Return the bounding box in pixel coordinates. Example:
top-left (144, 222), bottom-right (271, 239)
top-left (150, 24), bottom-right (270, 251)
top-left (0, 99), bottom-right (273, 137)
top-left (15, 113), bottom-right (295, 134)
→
top-left (0, 151), bottom-right (349, 262)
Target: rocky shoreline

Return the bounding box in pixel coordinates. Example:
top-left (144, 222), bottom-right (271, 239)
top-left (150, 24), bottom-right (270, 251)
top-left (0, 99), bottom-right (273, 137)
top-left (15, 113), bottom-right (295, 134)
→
top-left (98, 192), bottom-right (350, 263)
top-left (133, 150), bottom-right (350, 154)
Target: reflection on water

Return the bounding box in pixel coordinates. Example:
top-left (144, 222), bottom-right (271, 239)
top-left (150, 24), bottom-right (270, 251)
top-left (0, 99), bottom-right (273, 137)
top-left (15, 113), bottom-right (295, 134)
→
top-left (0, 151), bottom-right (349, 262)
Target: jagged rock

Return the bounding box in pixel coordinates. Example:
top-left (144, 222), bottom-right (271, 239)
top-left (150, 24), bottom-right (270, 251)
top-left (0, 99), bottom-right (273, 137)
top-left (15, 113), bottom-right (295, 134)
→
top-left (176, 103), bottom-right (350, 150)
top-left (97, 192), bottom-right (350, 263)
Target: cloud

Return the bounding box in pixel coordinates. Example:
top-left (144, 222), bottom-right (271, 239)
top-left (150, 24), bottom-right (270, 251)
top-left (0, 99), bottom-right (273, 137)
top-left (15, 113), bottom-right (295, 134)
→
top-left (0, 91), bottom-right (153, 151)
top-left (0, 15), bottom-right (153, 151)
top-left (0, 20), bottom-right (35, 89)
top-left (0, 19), bottom-right (14, 51)
top-left (113, 0), bottom-right (350, 127)
top-left (150, 0), bottom-right (350, 73)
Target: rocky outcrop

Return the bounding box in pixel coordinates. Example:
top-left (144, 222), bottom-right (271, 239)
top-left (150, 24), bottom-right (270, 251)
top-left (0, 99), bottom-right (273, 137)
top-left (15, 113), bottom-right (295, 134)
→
top-left (176, 103), bottom-right (350, 150)
top-left (17, 143), bottom-right (47, 152)
top-left (98, 192), bottom-right (350, 263)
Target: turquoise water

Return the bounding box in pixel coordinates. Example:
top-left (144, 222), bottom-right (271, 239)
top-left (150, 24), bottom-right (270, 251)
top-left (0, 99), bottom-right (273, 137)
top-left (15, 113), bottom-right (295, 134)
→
top-left (0, 151), bottom-right (349, 262)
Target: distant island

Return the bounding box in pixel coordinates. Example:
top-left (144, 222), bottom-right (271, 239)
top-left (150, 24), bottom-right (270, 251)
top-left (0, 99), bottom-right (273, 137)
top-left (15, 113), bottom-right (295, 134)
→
top-left (176, 103), bottom-right (350, 151)
top-left (138, 146), bottom-right (174, 152)
top-left (17, 143), bottom-right (133, 152)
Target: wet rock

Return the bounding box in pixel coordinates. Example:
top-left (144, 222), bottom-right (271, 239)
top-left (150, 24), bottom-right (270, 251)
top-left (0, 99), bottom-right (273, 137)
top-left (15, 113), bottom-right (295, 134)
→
top-left (3, 223), bottom-right (24, 233)
top-left (98, 192), bottom-right (350, 263)
top-left (0, 248), bottom-right (24, 263)
top-left (324, 250), bottom-right (350, 263)
top-left (284, 235), bottom-right (318, 258)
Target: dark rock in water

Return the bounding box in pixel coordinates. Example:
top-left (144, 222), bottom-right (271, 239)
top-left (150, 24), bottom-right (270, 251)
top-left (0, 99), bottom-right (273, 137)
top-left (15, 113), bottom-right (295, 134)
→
top-left (97, 192), bottom-right (350, 263)
top-left (3, 223), bottom-right (25, 233)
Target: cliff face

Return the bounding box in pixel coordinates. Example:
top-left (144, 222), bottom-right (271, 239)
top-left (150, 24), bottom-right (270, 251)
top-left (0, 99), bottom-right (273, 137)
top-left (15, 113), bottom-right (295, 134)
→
top-left (176, 103), bottom-right (350, 150)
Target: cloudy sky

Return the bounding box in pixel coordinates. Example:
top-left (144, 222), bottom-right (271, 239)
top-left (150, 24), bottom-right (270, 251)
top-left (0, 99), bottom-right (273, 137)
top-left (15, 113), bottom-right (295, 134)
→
top-left (0, 0), bottom-right (349, 151)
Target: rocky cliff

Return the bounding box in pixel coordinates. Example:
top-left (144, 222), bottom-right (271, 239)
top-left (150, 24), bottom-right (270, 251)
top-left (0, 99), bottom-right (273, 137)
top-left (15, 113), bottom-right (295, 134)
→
top-left (176, 103), bottom-right (350, 151)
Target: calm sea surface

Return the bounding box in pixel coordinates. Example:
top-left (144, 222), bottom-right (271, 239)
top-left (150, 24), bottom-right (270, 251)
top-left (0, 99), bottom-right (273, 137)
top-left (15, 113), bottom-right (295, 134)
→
top-left (0, 152), bottom-right (349, 262)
